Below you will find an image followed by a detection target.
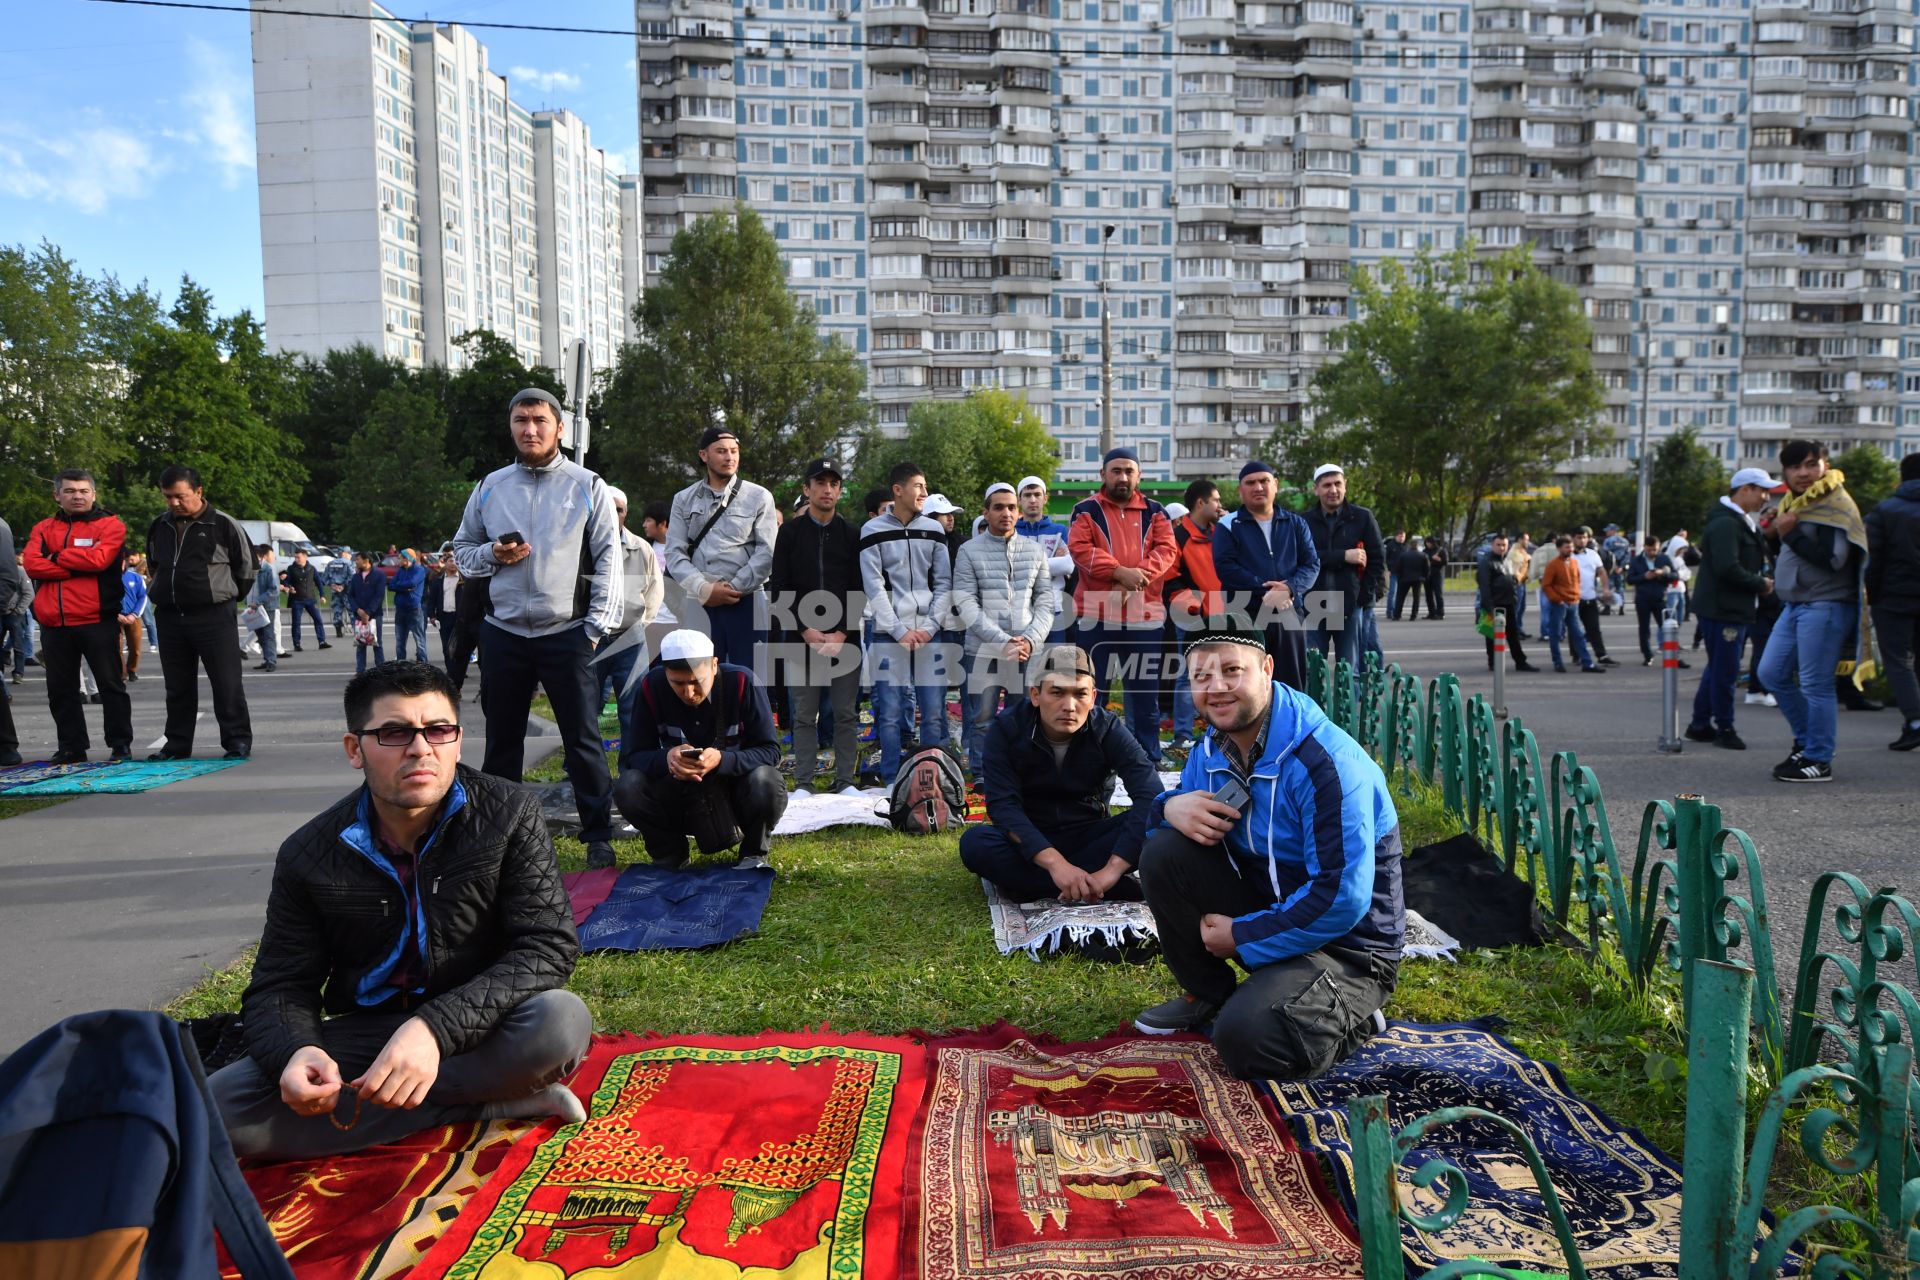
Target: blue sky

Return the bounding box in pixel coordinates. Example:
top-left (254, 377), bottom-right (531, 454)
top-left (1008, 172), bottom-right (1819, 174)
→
top-left (1, 0), bottom-right (640, 320)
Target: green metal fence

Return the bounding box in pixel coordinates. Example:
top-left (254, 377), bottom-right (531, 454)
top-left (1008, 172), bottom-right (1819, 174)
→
top-left (1302, 650), bottom-right (1920, 1279)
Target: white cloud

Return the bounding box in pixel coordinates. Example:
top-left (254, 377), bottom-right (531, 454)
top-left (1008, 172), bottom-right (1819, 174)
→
top-left (509, 65), bottom-right (584, 95)
top-left (183, 38), bottom-right (255, 185)
top-left (0, 125), bottom-right (167, 215)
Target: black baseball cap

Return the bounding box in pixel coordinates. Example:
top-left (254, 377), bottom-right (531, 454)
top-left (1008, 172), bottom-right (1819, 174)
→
top-left (803, 457), bottom-right (842, 481)
top-left (697, 425), bottom-right (739, 450)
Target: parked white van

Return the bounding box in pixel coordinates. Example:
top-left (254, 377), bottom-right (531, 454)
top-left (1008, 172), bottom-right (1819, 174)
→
top-left (238, 521), bottom-right (341, 575)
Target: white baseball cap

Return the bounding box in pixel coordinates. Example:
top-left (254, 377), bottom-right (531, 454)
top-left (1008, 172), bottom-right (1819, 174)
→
top-left (659, 629), bottom-right (715, 663)
top-left (1016, 475), bottom-right (1048, 494)
top-left (923, 493), bottom-right (959, 515)
top-left (1312, 463), bottom-right (1345, 484)
top-left (1730, 467), bottom-right (1784, 493)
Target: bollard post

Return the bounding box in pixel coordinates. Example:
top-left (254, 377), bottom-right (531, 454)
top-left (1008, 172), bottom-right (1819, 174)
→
top-left (1658, 615), bottom-right (1683, 753)
top-left (1491, 608), bottom-right (1508, 720)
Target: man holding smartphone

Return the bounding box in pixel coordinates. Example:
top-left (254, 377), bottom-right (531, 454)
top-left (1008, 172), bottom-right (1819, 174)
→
top-left (1133, 631), bottom-right (1403, 1082)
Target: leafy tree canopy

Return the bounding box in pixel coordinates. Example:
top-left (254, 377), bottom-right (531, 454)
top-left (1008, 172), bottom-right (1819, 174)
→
top-left (1832, 444), bottom-right (1900, 513)
top-left (328, 383), bottom-right (472, 553)
top-left (850, 390), bottom-right (1056, 519)
top-left (594, 204), bottom-right (868, 504)
top-left (1277, 241), bottom-right (1607, 538)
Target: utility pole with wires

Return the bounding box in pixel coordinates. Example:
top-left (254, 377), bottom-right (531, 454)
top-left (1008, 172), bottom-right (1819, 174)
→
top-left (1633, 306), bottom-right (1653, 549)
top-left (1099, 223), bottom-right (1116, 458)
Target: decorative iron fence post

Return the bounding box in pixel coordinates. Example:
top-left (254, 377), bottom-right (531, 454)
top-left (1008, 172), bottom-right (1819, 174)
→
top-left (1669, 794), bottom-right (1726, 1024)
top-left (1679, 960), bottom-right (1752, 1280)
top-left (1344, 1096), bottom-right (1407, 1280)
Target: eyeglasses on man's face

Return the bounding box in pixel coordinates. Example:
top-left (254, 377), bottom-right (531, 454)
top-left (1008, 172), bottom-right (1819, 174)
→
top-left (356, 723), bottom-right (462, 748)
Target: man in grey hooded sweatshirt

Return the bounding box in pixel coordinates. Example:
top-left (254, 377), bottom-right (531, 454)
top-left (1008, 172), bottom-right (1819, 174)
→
top-left (452, 388), bottom-right (624, 866)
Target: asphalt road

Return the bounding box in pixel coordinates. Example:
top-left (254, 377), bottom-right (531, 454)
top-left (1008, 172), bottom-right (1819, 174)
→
top-left (1, 598), bottom-right (1908, 1051)
top-left (1377, 600), bottom-right (1915, 993)
top-left (0, 629), bottom-right (550, 1053)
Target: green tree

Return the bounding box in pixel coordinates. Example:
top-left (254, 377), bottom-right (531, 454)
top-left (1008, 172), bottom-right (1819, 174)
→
top-left (1833, 444), bottom-right (1900, 513)
top-left (0, 242), bottom-right (159, 518)
top-left (850, 389), bottom-right (1056, 514)
top-left (440, 329), bottom-right (566, 485)
top-left (1487, 429), bottom-right (1730, 543)
top-left (596, 204), bottom-right (868, 500)
top-left (123, 323), bottom-right (307, 526)
top-left (1279, 241), bottom-right (1606, 538)
top-left (277, 344), bottom-right (412, 541)
top-left (328, 383), bottom-right (473, 552)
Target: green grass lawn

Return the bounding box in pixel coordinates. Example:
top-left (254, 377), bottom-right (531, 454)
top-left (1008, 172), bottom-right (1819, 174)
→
top-left (166, 773), bottom-right (1690, 1159)
top-left (0, 796), bottom-right (68, 821)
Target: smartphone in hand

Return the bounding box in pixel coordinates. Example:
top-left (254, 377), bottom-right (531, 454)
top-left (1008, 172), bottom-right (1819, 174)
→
top-left (1212, 776), bottom-right (1251, 813)
top-left (498, 531), bottom-right (524, 546)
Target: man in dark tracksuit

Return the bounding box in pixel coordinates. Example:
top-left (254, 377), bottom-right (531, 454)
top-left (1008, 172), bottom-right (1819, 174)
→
top-left (613, 629), bottom-right (789, 869)
top-left (768, 458), bottom-right (864, 790)
top-left (959, 644), bottom-right (1163, 903)
top-left (1686, 469), bottom-right (1775, 749)
top-left (144, 465), bottom-right (255, 760)
top-left (1627, 536), bottom-right (1680, 665)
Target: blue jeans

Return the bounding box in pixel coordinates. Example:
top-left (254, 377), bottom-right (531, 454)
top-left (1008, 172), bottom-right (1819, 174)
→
top-left (1078, 619), bottom-right (1163, 764)
top-left (251, 610), bottom-right (277, 667)
top-left (1690, 615), bottom-right (1747, 734)
top-left (1542, 599), bottom-right (1593, 670)
top-left (1308, 603), bottom-right (1362, 671)
top-left (289, 598), bottom-right (326, 648)
top-left (393, 604), bottom-right (427, 661)
top-left (1358, 605), bottom-right (1382, 665)
top-left (595, 635), bottom-right (643, 771)
top-left (1757, 599), bottom-right (1850, 764)
top-left (0, 611), bottom-right (30, 676)
top-left (871, 640), bottom-right (951, 778)
top-left (1513, 584), bottom-right (1529, 635)
top-left (355, 617), bottom-right (386, 673)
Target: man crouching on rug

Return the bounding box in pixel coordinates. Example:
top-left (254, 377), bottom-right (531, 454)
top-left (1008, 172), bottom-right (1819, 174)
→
top-left (212, 660), bottom-right (592, 1159)
top-left (958, 643), bottom-right (1163, 903)
top-left (1133, 630), bottom-right (1403, 1080)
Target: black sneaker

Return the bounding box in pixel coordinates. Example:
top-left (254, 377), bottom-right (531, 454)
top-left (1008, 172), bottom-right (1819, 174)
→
top-left (1713, 730), bottom-right (1746, 751)
top-left (1684, 725), bottom-right (1718, 743)
top-left (0, 750), bottom-right (21, 767)
top-left (108, 747), bottom-right (132, 761)
top-left (49, 749), bottom-right (88, 765)
top-left (147, 749), bottom-right (189, 762)
top-left (1598, 655), bottom-right (1619, 666)
top-left (585, 840), bottom-right (617, 870)
top-left (1582, 665), bottom-right (1606, 674)
top-left (1773, 758), bottom-right (1832, 783)
top-left (1891, 725), bottom-right (1920, 752)
top-left (1643, 656), bottom-right (1655, 667)
top-left (222, 749), bottom-right (251, 760)
top-left (126, 671), bottom-right (139, 681)
top-left (1134, 993), bottom-right (1221, 1035)
top-left (318, 642), bottom-right (332, 650)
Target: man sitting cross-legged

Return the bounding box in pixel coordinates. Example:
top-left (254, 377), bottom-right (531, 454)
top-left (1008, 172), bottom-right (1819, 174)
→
top-left (211, 660), bottom-right (592, 1160)
top-left (613, 628), bottom-right (789, 870)
top-left (1133, 631), bottom-right (1404, 1081)
top-left (958, 644), bottom-right (1165, 903)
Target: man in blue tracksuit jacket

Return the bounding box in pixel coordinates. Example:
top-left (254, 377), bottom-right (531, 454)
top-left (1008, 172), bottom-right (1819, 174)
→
top-left (1211, 459), bottom-right (1320, 692)
top-left (1133, 629), bottom-right (1402, 1079)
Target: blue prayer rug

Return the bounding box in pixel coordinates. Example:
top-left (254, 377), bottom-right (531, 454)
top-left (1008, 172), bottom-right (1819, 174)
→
top-left (1266, 1021), bottom-right (1684, 1280)
top-left (574, 862), bottom-right (775, 952)
top-left (2, 757), bottom-right (246, 795)
top-left (0, 760), bottom-right (119, 794)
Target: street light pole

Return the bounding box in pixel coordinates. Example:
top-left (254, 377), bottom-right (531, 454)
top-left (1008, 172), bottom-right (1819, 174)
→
top-left (1099, 223), bottom-right (1117, 458)
top-left (1633, 306), bottom-right (1653, 548)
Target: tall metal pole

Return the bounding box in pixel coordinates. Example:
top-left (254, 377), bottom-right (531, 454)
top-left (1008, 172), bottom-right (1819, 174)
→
top-left (1099, 223), bottom-right (1116, 458)
top-left (1633, 308), bottom-right (1653, 548)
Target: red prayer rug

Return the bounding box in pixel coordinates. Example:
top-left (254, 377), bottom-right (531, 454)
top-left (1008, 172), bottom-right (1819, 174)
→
top-left (904, 1027), bottom-right (1363, 1279)
top-left (220, 1119), bottom-right (536, 1279)
top-left (560, 868), bottom-right (621, 928)
top-left (413, 1030), bottom-right (926, 1279)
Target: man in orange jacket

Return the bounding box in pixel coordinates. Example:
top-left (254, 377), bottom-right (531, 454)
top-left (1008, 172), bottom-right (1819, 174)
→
top-left (1539, 534), bottom-right (1601, 675)
top-left (23, 468), bottom-right (134, 761)
top-left (1068, 448), bottom-right (1178, 762)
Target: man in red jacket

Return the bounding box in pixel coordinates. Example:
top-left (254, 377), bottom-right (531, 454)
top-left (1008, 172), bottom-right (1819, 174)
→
top-left (1067, 447), bottom-right (1178, 763)
top-left (22, 469), bottom-right (134, 762)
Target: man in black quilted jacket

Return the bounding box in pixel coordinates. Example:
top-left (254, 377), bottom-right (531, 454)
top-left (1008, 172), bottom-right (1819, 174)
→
top-left (210, 661), bottom-right (593, 1160)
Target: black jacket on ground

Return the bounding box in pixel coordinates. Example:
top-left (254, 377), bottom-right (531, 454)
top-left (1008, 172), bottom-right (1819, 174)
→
top-left (1865, 478), bottom-right (1920, 613)
top-left (240, 765), bottom-right (577, 1082)
top-left (980, 699), bottom-right (1163, 865)
top-left (1302, 501), bottom-right (1387, 610)
top-left (1691, 501), bottom-right (1769, 625)
top-left (146, 504), bottom-right (255, 610)
top-left (769, 510), bottom-right (862, 635)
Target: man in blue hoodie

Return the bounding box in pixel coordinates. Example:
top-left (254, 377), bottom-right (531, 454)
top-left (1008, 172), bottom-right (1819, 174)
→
top-left (1133, 631), bottom-right (1402, 1080)
top-left (1211, 460), bottom-right (1320, 692)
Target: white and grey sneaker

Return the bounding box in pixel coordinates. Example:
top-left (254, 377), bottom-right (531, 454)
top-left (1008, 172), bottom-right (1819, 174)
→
top-left (1134, 993), bottom-right (1220, 1035)
top-left (1744, 691), bottom-right (1778, 707)
top-left (1772, 758), bottom-right (1832, 784)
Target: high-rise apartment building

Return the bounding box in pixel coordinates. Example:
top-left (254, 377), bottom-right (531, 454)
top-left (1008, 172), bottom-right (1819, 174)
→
top-left (250, 0), bottom-right (629, 372)
top-left (634, 0), bottom-right (1920, 481)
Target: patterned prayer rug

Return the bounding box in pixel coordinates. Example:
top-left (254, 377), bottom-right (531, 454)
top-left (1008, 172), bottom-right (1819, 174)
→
top-left (0, 760), bottom-right (116, 794)
top-left (1266, 1021), bottom-right (1683, 1280)
top-left (2, 757), bottom-right (245, 795)
top-left (414, 1031), bottom-right (926, 1280)
top-left (220, 1119), bottom-right (535, 1280)
top-left (982, 879), bottom-right (1157, 959)
top-left (776, 786), bottom-right (892, 835)
top-left (574, 862), bottom-right (775, 952)
top-left (905, 1027), bottom-right (1363, 1279)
